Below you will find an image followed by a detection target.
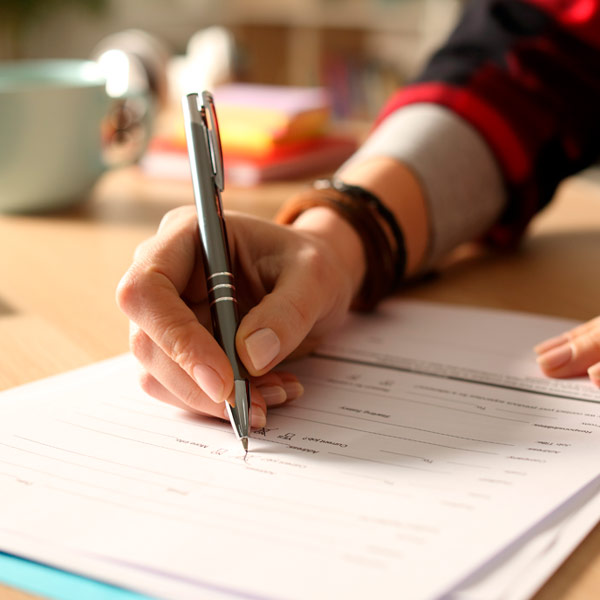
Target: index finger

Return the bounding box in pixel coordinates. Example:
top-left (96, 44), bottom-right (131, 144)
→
top-left (117, 206), bottom-right (234, 404)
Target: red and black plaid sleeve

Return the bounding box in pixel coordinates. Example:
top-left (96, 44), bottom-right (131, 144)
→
top-left (377, 0), bottom-right (600, 246)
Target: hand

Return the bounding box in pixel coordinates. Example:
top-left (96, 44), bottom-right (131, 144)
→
top-left (116, 205), bottom-right (364, 426)
top-left (535, 316), bottom-right (600, 387)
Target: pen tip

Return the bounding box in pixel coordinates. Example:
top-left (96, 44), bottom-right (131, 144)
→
top-left (242, 437), bottom-right (249, 453)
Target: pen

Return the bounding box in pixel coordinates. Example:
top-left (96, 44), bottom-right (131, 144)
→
top-left (182, 91), bottom-right (250, 453)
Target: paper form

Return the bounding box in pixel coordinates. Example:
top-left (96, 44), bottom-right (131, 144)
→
top-left (452, 481), bottom-right (600, 600)
top-left (0, 300), bottom-right (599, 600)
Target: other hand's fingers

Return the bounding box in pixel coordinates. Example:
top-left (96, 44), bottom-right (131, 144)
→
top-left (535, 317), bottom-right (600, 380)
top-left (588, 362), bottom-right (600, 387)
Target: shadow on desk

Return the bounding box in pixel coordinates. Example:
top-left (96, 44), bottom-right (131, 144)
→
top-left (23, 166), bottom-right (292, 228)
top-left (406, 230), bottom-right (600, 322)
top-left (26, 183), bottom-right (188, 230)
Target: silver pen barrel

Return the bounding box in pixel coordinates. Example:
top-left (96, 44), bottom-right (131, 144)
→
top-left (183, 93), bottom-right (250, 448)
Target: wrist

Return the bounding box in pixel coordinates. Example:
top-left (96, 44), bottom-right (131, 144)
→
top-left (275, 183), bottom-right (398, 310)
top-left (291, 205), bottom-right (366, 300)
top-left (313, 178), bottom-right (406, 288)
top-left (336, 156), bottom-right (429, 276)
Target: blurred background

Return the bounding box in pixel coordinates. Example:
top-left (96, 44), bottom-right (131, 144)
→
top-left (1, 0), bottom-right (471, 193)
top-left (0, 0), bottom-right (461, 120)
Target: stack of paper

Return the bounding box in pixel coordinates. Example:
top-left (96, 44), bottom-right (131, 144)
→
top-left (142, 84), bottom-right (357, 186)
top-left (0, 300), bottom-right (599, 600)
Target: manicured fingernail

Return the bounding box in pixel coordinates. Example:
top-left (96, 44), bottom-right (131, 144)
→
top-left (258, 385), bottom-right (286, 407)
top-left (251, 406), bottom-right (266, 429)
top-left (283, 381), bottom-right (304, 400)
top-left (589, 364), bottom-right (600, 387)
top-left (536, 343), bottom-right (572, 370)
top-left (534, 334), bottom-right (568, 355)
top-left (245, 328), bottom-right (281, 371)
top-left (193, 364), bottom-right (225, 403)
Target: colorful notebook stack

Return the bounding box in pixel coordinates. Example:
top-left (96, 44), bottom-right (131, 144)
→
top-left (142, 83), bottom-right (357, 186)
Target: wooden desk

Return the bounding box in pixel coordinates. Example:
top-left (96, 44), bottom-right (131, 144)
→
top-left (0, 167), bottom-right (599, 599)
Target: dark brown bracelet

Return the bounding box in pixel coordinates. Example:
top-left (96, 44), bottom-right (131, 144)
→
top-left (314, 179), bottom-right (407, 289)
top-left (275, 183), bottom-right (399, 311)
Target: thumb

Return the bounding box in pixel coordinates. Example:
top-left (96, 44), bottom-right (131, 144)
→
top-left (236, 265), bottom-right (332, 376)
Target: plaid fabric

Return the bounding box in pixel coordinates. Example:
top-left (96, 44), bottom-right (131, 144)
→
top-left (377, 0), bottom-right (600, 246)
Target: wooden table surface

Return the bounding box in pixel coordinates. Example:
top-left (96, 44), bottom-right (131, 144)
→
top-left (0, 166), bottom-right (599, 599)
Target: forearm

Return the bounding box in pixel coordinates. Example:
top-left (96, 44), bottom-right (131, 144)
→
top-left (378, 0), bottom-right (600, 244)
top-left (292, 206), bottom-right (366, 297)
top-left (336, 104), bottom-right (506, 275)
top-left (335, 156), bottom-right (428, 277)
top-left (279, 104), bottom-right (506, 310)
top-left (280, 0), bottom-right (600, 304)
top-left (290, 154), bottom-right (427, 281)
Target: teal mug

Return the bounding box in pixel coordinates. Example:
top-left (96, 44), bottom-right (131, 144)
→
top-left (0, 59), bottom-right (151, 213)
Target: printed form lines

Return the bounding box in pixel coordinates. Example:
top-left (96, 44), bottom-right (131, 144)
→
top-left (301, 377), bottom-right (530, 423)
top-left (289, 405), bottom-right (515, 447)
top-left (270, 413), bottom-right (499, 455)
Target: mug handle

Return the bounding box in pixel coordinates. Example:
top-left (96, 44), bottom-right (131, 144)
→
top-left (101, 90), bottom-right (154, 168)
top-left (92, 30), bottom-right (170, 168)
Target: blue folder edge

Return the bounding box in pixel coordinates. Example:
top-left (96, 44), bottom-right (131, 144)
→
top-left (0, 552), bottom-right (153, 600)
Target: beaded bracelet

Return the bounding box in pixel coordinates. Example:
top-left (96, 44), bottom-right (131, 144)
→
top-left (275, 180), bottom-right (406, 311)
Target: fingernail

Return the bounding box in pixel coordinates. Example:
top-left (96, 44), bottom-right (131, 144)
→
top-left (536, 343), bottom-right (572, 370)
top-left (251, 406), bottom-right (266, 429)
top-left (245, 328), bottom-right (281, 371)
top-left (258, 385), bottom-right (286, 407)
top-left (534, 334), bottom-right (568, 355)
top-left (283, 381), bottom-right (304, 400)
top-left (193, 364), bottom-right (225, 403)
top-left (589, 364), bottom-right (600, 387)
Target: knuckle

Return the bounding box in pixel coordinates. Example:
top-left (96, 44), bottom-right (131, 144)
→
top-left (138, 370), bottom-right (157, 396)
top-left (300, 243), bottom-right (328, 284)
top-left (115, 269), bottom-right (140, 314)
top-left (132, 238), bottom-right (154, 262)
top-left (161, 318), bottom-right (201, 371)
top-left (588, 328), bottom-right (600, 353)
top-left (158, 205), bottom-right (195, 233)
top-left (130, 327), bottom-right (152, 361)
top-left (573, 329), bottom-right (600, 361)
top-left (116, 265), bottom-right (160, 318)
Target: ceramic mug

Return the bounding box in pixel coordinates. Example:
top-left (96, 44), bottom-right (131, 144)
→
top-left (0, 59), bottom-right (150, 213)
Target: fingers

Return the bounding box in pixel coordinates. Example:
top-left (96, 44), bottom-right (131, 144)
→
top-left (131, 325), bottom-right (233, 413)
top-left (253, 371), bottom-right (305, 407)
top-left (588, 363), bottom-right (600, 387)
top-left (535, 317), bottom-right (600, 385)
top-left (131, 321), bottom-right (303, 424)
top-left (119, 207), bottom-right (312, 423)
top-left (132, 325), bottom-right (270, 427)
top-left (117, 207), bottom-right (234, 404)
top-left (139, 370), bottom-right (224, 416)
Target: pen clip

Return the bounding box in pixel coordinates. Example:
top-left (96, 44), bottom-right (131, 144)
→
top-left (201, 90), bottom-right (225, 192)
